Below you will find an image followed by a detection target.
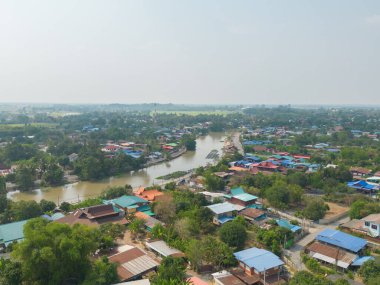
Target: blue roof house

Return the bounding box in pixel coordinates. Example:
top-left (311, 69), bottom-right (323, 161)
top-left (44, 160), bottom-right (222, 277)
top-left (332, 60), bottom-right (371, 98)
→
top-left (316, 229), bottom-right (367, 253)
top-left (0, 220), bottom-right (29, 250)
top-left (347, 180), bottom-right (378, 193)
top-left (234, 247), bottom-right (284, 282)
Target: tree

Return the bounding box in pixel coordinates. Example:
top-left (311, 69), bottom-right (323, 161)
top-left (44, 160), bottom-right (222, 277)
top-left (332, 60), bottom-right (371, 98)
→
top-left (204, 174), bottom-right (225, 192)
top-left (81, 256), bottom-right (119, 285)
top-left (10, 200), bottom-right (42, 221)
top-left (201, 236), bottom-right (236, 270)
top-left (219, 220), bottom-right (247, 249)
top-left (302, 199), bottom-right (329, 221)
top-left (183, 136), bottom-right (196, 151)
top-left (0, 258), bottom-right (23, 285)
top-left (128, 218), bottom-right (145, 239)
top-left (151, 257), bottom-right (187, 285)
top-left (41, 161), bottom-right (64, 186)
top-left (289, 271), bottom-right (332, 285)
top-left (15, 163), bottom-right (35, 191)
top-left (265, 181), bottom-right (290, 209)
top-left (359, 260), bottom-right (380, 284)
top-left (39, 199), bottom-right (56, 213)
top-left (59, 201), bottom-right (71, 212)
top-left (100, 185), bottom-right (133, 200)
top-left (153, 198), bottom-right (176, 223)
top-left (12, 218), bottom-right (98, 285)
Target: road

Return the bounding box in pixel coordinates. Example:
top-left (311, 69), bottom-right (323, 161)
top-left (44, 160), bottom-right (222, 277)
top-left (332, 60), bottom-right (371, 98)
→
top-left (286, 216), bottom-right (350, 271)
top-left (232, 132), bottom-right (244, 155)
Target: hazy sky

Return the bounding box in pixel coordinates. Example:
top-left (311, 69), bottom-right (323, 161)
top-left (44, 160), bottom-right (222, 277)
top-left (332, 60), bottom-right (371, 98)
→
top-left (0, 1), bottom-right (379, 105)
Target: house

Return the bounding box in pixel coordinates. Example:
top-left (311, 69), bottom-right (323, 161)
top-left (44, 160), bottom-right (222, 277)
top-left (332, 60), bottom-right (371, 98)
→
top-left (350, 167), bottom-right (372, 178)
top-left (306, 241), bottom-right (359, 270)
top-left (316, 229), bottom-right (367, 254)
top-left (207, 202), bottom-right (244, 225)
top-left (109, 246), bottom-right (159, 281)
top-left (233, 247), bottom-right (285, 285)
top-left (134, 212), bottom-right (164, 231)
top-left (146, 240), bottom-right (185, 258)
top-left (226, 187), bottom-right (258, 207)
top-left (276, 219), bottom-right (302, 234)
top-left (134, 187), bottom-right (163, 202)
top-left (199, 191), bottom-right (225, 203)
top-left (239, 208), bottom-right (267, 223)
top-left (105, 195), bottom-right (149, 213)
top-left (0, 220), bottom-right (29, 251)
top-left (212, 271), bottom-right (245, 285)
top-left (55, 204), bottom-right (125, 227)
top-left (256, 161), bottom-right (280, 172)
top-left (361, 213), bottom-right (380, 237)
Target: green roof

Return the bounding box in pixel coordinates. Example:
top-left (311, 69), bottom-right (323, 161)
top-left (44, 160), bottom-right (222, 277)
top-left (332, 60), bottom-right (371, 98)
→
top-left (230, 187), bottom-right (245, 196)
top-left (0, 220), bottom-right (29, 246)
top-left (166, 143), bottom-right (178, 147)
top-left (113, 195), bottom-right (148, 208)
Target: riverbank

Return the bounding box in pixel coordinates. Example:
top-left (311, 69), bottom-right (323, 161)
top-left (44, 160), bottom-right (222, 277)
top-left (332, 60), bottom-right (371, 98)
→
top-left (8, 132), bottom-right (226, 203)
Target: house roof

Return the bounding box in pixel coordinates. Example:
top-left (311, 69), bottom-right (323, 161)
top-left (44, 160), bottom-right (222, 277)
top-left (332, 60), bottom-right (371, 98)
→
top-left (230, 187), bottom-right (258, 202)
top-left (316, 229), bottom-right (367, 253)
top-left (361, 213), bottom-right (380, 224)
top-left (113, 280), bottom-right (150, 285)
top-left (0, 220), bottom-right (28, 246)
top-left (146, 240), bottom-right (184, 258)
top-left (276, 219), bottom-right (302, 232)
top-left (207, 202), bottom-right (237, 215)
top-left (351, 256), bottom-right (375, 266)
top-left (134, 212), bottom-right (164, 229)
top-left (233, 247), bottom-right (284, 272)
top-left (350, 167), bottom-right (372, 175)
top-left (137, 189), bottom-right (163, 202)
top-left (113, 196), bottom-right (148, 208)
top-left (240, 208), bottom-right (265, 220)
top-left (109, 247), bottom-right (159, 281)
top-left (307, 242), bottom-right (357, 267)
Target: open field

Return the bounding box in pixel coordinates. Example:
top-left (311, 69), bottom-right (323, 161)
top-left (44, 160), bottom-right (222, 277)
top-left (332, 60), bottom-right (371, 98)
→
top-left (324, 202), bottom-right (349, 219)
top-left (0, 123), bottom-right (58, 129)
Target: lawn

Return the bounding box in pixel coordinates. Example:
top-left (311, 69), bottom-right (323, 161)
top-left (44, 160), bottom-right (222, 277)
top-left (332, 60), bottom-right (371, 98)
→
top-left (0, 123), bottom-right (58, 129)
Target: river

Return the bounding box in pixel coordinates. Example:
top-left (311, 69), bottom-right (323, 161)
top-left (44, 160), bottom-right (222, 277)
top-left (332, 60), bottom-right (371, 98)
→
top-left (8, 132), bottom-right (226, 203)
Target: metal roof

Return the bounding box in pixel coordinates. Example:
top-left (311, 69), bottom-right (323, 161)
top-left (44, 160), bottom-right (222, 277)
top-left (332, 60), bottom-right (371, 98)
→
top-left (316, 229), bottom-right (367, 253)
top-left (112, 195), bottom-right (148, 208)
top-left (121, 254), bottom-right (159, 276)
top-left (207, 202), bottom-right (236, 215)
top-left (351, 256), bottom-right (375, 266)
top-left (233, 247), bottom-right (284, 272)
top-left (233, 193), bottom-right (258, 202)
top-left (276, 219), bottom-right (302, 232)
top-left (146, 240), bottom-right (183, 257)
top-left (0, 220), bottom-right (28, 246)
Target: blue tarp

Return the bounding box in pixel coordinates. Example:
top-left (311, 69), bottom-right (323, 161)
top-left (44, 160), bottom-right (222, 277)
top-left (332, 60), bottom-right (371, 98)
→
top-left (347, 181), bottom-right (376, 191)
top-left (316, 229), bottom-right (367, 253)
top-left (234, 247), bottom-right (284, 272)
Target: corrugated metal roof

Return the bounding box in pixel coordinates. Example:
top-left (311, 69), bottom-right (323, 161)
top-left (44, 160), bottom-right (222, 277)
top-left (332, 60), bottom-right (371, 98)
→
top-left (233, 247), bottom-right (284, 272)
top-left (0, 220), bottom-right (28, 246)
top-left (233, 193), bottom-right (258, 202)
top-left (351, 256), bottom-right (374, 266)
top-left (146, 240), bottom-right (183, 257)
top-left (121, 255), bottom-right (158, 276)
top-left (316, 229), bottom-right (367, 253)
top-left (207, 202), bottom-right (236, 215)
top-left (112, 196), bottom-right (148, 208)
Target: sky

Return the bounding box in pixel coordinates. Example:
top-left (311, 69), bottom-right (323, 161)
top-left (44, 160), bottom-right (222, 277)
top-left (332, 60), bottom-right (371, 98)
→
top-left (0, 0), bottom-right (379, 105)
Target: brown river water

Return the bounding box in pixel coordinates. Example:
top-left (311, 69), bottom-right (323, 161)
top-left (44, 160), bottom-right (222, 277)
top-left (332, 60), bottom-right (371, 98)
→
top-left (8, 132), bottom-right (226, 203)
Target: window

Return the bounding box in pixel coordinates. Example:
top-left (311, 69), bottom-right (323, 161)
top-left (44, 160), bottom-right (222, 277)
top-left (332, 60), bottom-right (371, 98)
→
top-left (365, 222), bottom-right (370, 227)
top-left (371, 224), bottom-right (378, 230)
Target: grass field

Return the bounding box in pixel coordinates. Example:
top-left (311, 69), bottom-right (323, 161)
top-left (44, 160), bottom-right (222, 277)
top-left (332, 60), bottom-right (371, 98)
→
top-left (151, 110), bottom-right (236, 116)
top-left (0, 123), bottom-right (58, 129)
